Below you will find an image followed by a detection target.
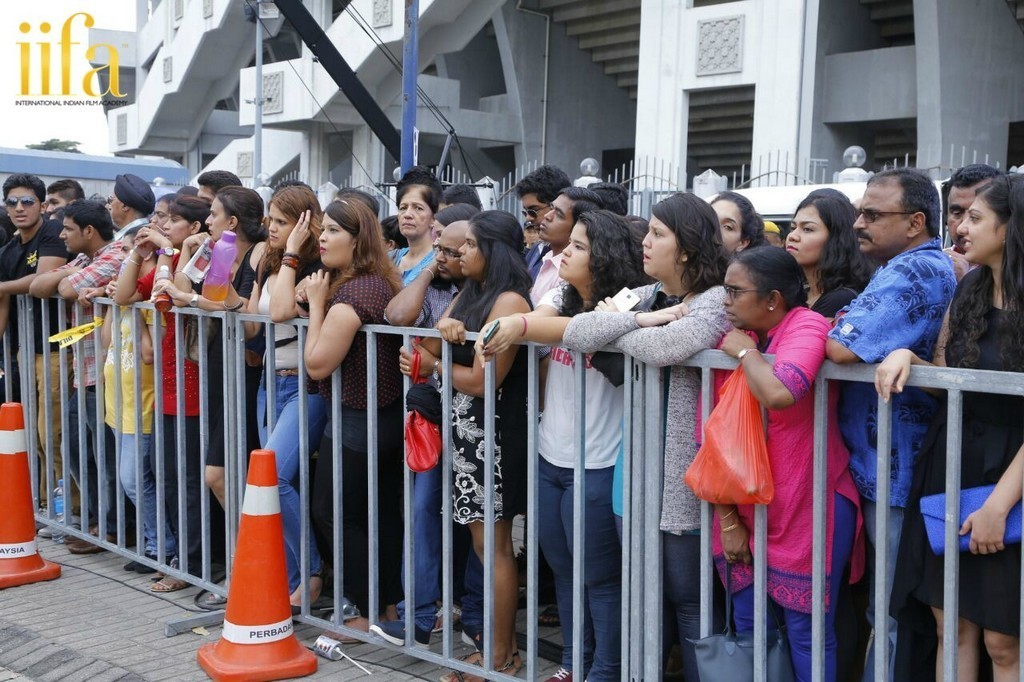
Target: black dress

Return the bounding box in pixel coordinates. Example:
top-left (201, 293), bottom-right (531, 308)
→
top-left (893, 306), bottom-right (1022, 636)
top-left (450, 340), bottom-right (528, 524)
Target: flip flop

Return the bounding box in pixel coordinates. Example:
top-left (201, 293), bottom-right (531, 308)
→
top-left (194, 589), bottom-right (228, 611)
top-left (152, 576), bottom-right (190, 593)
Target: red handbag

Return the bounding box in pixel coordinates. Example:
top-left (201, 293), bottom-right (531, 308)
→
top-left (405, 350), bottom-right (442, 473)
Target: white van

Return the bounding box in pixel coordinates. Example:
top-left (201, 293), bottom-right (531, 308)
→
top-left (716, 183), bottom-right (867, 230)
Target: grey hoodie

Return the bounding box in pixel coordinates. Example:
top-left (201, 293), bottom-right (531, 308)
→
top-left (562, 285), bottom-right (729, 533)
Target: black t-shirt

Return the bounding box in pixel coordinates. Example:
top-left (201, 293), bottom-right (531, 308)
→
top-left (0, 221), bottom-right (70, 354)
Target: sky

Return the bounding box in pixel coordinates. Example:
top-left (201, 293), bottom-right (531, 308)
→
top-left (0, 0), bottom-right (137, 156)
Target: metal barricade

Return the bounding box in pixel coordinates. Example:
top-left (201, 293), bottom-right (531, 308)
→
top-left (16, 291), bottom-right (1024, 682)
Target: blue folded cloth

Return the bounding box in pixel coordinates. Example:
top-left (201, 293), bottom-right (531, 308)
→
top-left (919, 484), bottom-right (1022, 555)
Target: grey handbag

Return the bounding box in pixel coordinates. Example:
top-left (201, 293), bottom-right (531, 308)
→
top-left (689, 565), bottom-right (796, 682)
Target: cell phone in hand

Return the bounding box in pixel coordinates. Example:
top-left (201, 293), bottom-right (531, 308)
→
top-left (482, 320), bottom-right (501, 344)
top-left (611, 287), bottom-right (641, 312)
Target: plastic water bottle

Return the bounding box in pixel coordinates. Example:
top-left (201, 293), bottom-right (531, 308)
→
top-left (202, 231), bottom-right (237, 303)
top-left (151, 265), bottom-right (173, 312)
top-left (52, 479), bottom-right (65, 544)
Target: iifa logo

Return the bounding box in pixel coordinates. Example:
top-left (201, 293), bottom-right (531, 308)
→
top-left (17, 12), bottom-right (124, 98)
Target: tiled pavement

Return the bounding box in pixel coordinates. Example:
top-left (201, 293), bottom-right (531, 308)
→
top-left (0, 539), bottom-right (563, 681)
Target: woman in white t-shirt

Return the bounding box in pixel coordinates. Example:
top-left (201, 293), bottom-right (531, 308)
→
top-left (476, 209), bottom-right (648, 682)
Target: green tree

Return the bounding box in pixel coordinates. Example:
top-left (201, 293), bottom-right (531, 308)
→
top-left (26, 139), bottom-right (82, 153)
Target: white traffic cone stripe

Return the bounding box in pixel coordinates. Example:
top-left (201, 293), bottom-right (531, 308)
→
top-left (0, 429), bottom-right (27, 455)
top-left (222, 616), bottom-right (294, 644)
top-left (0, 540), bottom-right (37, 557)
top-left (240, 484), bottom-right (281, 516)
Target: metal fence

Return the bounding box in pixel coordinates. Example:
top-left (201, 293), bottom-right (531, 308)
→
top-left (17, 292), bottom-right (1024, 682)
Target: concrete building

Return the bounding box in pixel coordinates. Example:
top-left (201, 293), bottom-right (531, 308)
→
top-left (100, 0), bottom-right (1024, 191)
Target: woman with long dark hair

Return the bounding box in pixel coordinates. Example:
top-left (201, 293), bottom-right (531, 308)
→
top-left (561, 192), bottom-right (731, 681)
top-left (877, 174), bottom-right (1024, 681)
top-left (401, 210), bottom-right (532, 680)
top-left (786, 192), bottom-right (874, 318)
top-left (299, 198), bottom-right (405, 630)
top-left (477, 209), bottom-right (647, 681)
top-left (718, 246), bottom-right (860, 682)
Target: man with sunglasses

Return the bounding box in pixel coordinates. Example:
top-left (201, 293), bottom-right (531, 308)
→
top-left (0, 173), bottom-right (71, 514)
top-left (825, 167), bottom-right (956, 682)
top-left (516, 165), bottom-right (571, 280)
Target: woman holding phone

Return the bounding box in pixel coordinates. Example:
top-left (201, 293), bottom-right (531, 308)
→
top-left (477, 209), bottom-right (647, 682)
top-left (400, 210), bottom-right (531, 681)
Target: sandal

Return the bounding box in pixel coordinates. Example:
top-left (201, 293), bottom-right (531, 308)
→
top-left (538, 604), bottom-right (560, 627)
top-left (152, 576), bottom-right (190, 593)
top-left (439, 650), bottom-right (522, 682)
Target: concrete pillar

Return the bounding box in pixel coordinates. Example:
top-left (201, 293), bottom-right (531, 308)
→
top-left (914, 0), bottom-right (1024, 170)
top-left (351, 124), bottom-right (385, 189)
top-left (633, 0), bottom-right (686, 189)
top-left (749, 0), bottom-right (807, 185)
top-left (301, 123), bottom-right (328, 189)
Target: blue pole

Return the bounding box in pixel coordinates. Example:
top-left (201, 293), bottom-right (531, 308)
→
top-left (401, 0), bottom-right (419, 175)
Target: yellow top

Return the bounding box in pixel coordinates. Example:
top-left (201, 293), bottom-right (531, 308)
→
top-left (103, 309), bottom-right (156, 434)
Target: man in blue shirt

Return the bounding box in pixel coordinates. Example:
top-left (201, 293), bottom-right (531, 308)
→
top-left (826, 167), bottom-right (956, 681)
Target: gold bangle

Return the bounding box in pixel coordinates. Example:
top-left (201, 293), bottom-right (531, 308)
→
top-left (720, 509), bottom-right (737, 522)
top-left (721, 522), bottom-right (740, 533)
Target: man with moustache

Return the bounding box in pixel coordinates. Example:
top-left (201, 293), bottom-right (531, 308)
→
top-left (826, 168), bottom-right (956, 681)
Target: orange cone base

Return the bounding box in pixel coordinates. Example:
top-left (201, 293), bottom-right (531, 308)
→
top-left (0, 558), bottom-right (61, 589)
top-left (197, 637), bottom-right (317, 682)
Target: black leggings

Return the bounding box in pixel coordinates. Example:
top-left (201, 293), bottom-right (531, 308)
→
top-left (312, 402), bottom-right (405, 615)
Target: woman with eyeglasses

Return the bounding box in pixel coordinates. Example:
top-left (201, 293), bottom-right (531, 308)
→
top-left (476, 209), bottom-right (648, 682)
top-left (786, 190), bottom-right (875, 319)
top-left (877, 174), bottom-right (1024, 682)
top-left (717, 246), bottom-right (860, 682)
top-left (560, 192), bottom-right (730, 682)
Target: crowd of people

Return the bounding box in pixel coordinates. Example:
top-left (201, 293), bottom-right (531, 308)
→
top-left (3, 158), bottom-right (1022, 682)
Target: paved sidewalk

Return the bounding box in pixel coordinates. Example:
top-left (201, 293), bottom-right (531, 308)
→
top-left (0, 538), bottom-right (558, 681)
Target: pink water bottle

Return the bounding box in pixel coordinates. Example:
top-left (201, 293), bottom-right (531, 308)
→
top-left (202, 231), bottom-right (237, 302)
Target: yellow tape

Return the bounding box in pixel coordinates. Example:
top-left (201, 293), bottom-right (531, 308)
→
top-left (48, 318), bottom-right (103, 348)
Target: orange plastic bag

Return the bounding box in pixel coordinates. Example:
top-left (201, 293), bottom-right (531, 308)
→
top-left (684, 367), bottom-right (774, 505)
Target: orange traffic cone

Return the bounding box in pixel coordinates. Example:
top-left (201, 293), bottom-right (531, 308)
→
top-left (197, 449), bottom-right (316, 682)
top-left (0, 402), bottom-right (61, 589)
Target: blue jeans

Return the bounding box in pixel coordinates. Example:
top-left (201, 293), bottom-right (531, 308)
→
top-left (259, 375), bottom-right (327, 592)
top-left (117, 431), bottom-right (177, 558)
top-left (397, 463), bottom-right (444, 631)
top-left (537, 458), bottom-right (621, 681)
top-left (860, 500), bottom-right (903, 682)
top-left (732, 494), bottom-right (857, 682)
top-left (67, 387), bottom-right (126, 532)
top-left (663, 532), bottom-right (714, 682)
